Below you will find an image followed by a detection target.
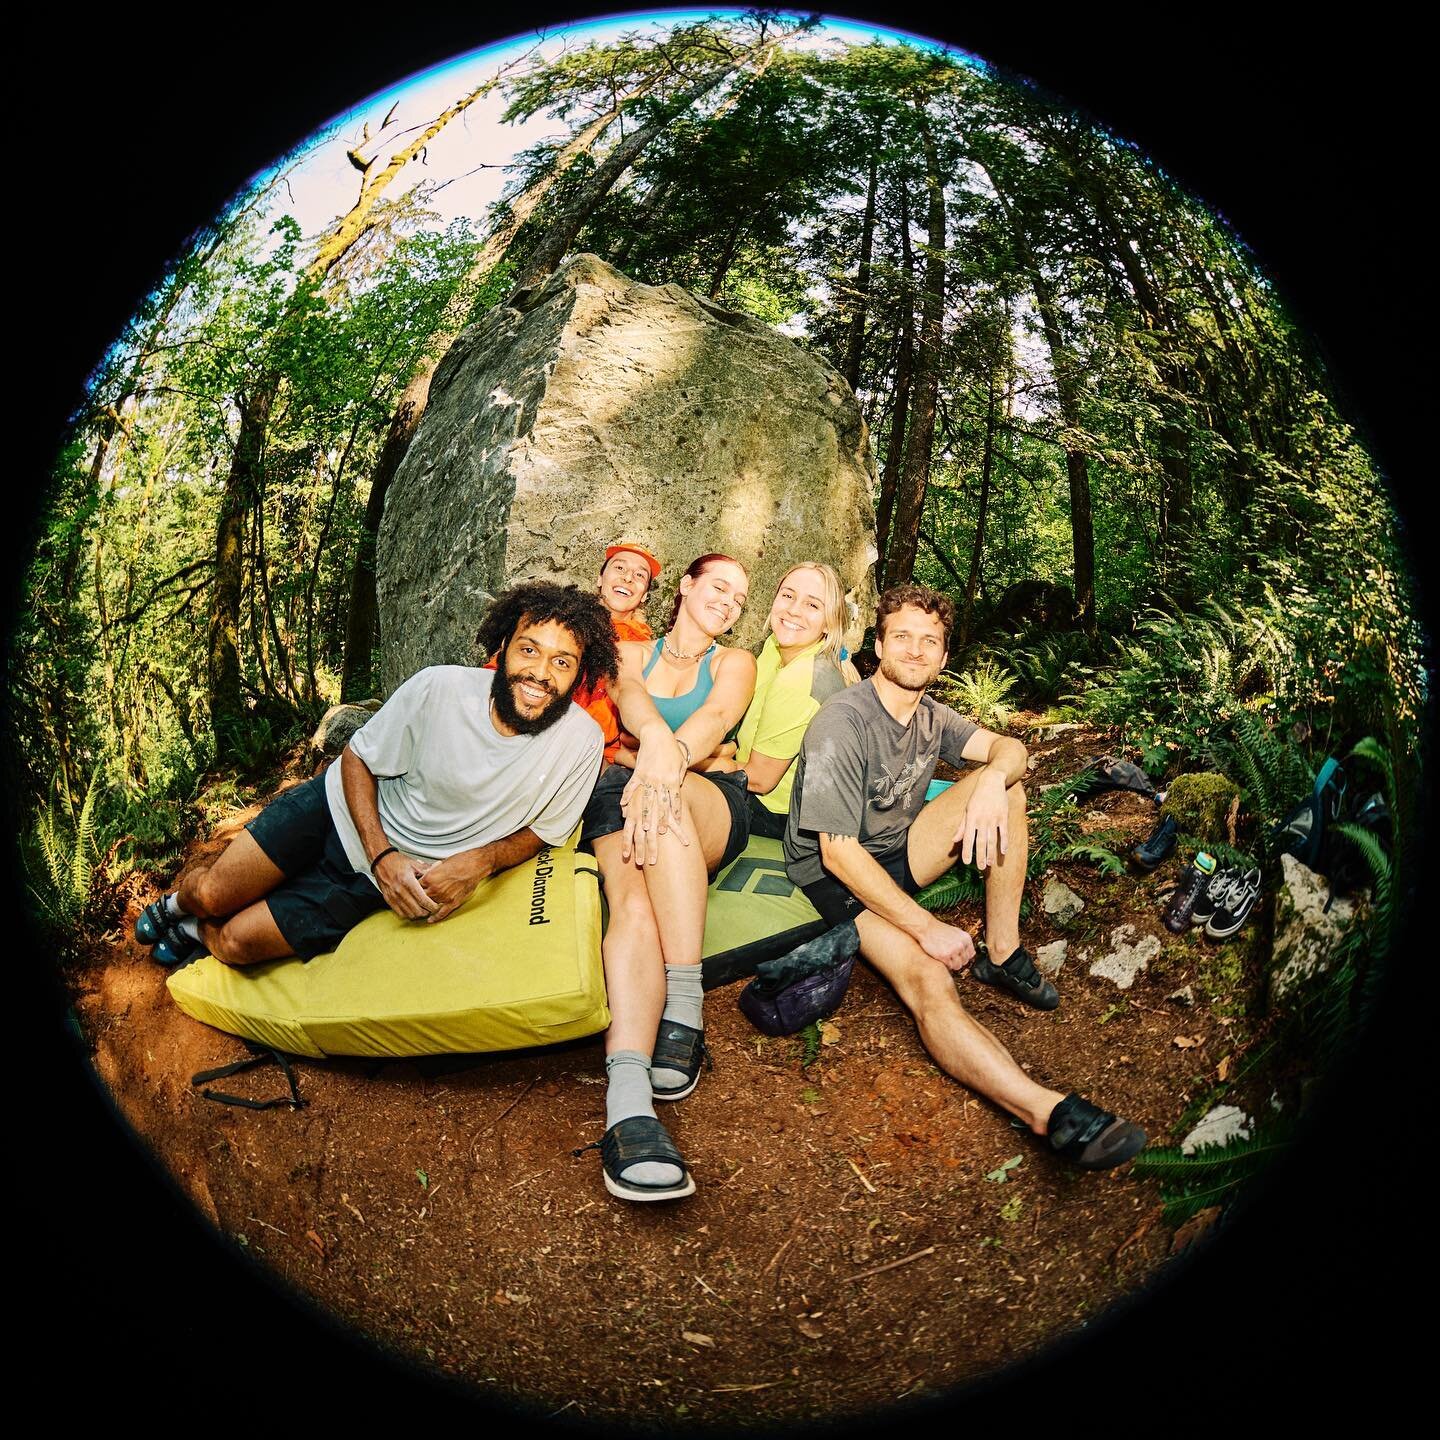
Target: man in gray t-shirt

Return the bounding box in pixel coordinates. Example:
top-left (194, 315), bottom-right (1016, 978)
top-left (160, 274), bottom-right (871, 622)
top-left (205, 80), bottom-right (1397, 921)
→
top-left (777, 585), bottom-right (1147, 1172)
top-left (133, 583), bottom-right (618, 967)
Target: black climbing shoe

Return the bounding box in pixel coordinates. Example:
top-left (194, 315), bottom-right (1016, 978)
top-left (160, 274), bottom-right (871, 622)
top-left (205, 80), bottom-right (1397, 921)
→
top-left (1131, 814), bottom-right (1178, 870)
top-left (971, 945), bottom-right (1060, 1011)
top-left (1046, 1093), bottom-right (1147, 1170)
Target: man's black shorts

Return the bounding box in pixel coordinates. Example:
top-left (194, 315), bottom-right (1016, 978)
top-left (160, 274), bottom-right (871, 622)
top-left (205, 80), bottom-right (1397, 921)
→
top-left (798, 840), bottom-right (923, 927)
top-left (245, 772), bottom-right (386, 960)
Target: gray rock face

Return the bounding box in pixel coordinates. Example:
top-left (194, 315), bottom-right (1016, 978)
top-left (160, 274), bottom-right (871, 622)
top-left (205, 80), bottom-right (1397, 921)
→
top-left (376, 254), bottom-right (878, 692)
top-left (1033, 940), bottom-right (1067, 977)
top-left (1269, 853), bottom-right (1358, 1005)
top-left (1086, 923), bottom-right (1163, 990)
top-left (1041, 875), bottom-right (1085, 925)
top-left (1181, 1105), bottom-right (1252, 1155)
top-left (311, 701), bottom-right (382, 759)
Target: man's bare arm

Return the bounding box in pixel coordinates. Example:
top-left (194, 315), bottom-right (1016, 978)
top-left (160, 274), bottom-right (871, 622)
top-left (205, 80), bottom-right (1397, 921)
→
top-left (340, 745), bottom-right (439, 919)
top-left (418, 828), bottom-right (545, 923)
top-left (819, 833), bottom-right (975, 970)
top-left (953, 729), bottom-right (1029, 870)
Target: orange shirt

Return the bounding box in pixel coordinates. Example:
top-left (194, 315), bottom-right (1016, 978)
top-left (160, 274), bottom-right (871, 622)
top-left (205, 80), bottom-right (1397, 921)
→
top-left (486, 610), bottom-right (652, 765)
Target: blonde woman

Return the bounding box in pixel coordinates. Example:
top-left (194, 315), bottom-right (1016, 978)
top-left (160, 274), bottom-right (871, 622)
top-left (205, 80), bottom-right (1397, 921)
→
top-left (713, 562), bottom-right (855, 840)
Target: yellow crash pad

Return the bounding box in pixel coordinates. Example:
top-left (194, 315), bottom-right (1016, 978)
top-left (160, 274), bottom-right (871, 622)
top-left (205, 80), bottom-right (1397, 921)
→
top-left (167, 833), bottom-right (606, 1058)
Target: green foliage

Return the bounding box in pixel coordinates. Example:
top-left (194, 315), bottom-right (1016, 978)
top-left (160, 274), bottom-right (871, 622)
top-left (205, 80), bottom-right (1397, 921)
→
top-left (796, 1022), bottom-right (822, 1069)
top-left (1204, 709), bottom-right (1309, 838)
top-left (931, 658), bottom-right (1019, 730)
top-left (1130, 1130), bottom-right (1294, 1225)
top-left (27, 768), bottom-right (103, 932)
top-left (915, 866), bottom-right (984, 912)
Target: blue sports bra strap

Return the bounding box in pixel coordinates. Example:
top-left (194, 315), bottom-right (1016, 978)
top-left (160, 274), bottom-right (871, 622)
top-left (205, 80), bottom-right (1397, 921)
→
top-left (641, 637), bottom-right (666, 679)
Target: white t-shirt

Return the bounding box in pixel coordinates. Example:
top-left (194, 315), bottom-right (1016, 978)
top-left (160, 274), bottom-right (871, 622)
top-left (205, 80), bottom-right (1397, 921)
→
top-left (324, 666), bottom-right (604, 884)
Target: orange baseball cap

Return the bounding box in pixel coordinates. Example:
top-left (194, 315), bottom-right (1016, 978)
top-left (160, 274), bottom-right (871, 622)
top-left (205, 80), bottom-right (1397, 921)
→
top-left (604, 541), bottom-right (662, 579)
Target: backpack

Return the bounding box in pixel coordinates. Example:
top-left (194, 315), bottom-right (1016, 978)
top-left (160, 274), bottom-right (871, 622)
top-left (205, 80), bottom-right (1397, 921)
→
top-left (1273, 758), bottom-right (1345, 870)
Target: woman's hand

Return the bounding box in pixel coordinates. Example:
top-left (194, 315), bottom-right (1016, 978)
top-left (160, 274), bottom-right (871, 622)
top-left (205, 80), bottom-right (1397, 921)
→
top-left (620, 723), bottom-right (689, 864)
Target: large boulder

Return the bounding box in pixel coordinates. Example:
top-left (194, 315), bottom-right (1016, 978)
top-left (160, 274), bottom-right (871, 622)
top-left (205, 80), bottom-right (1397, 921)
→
top-left (376, 254), bottom-right (878, 692)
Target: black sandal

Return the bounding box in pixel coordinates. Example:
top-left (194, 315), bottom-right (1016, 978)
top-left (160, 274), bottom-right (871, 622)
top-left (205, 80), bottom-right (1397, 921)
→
top-left (573, 1115), bottom-right (696, 1202)
top-left (650, 1020), bottom-right (712, 1102)
top-left (1047, 1093), bottom-right (1147, 1170)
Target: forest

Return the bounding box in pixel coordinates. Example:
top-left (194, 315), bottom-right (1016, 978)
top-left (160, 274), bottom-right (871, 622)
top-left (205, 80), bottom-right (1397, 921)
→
top-left (12, 11), bottom-right (1424, 1109)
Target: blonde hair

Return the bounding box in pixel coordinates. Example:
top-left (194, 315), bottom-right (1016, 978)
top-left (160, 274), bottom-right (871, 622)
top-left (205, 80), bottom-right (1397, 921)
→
top-left (771, 562), bottom-right (846, 668)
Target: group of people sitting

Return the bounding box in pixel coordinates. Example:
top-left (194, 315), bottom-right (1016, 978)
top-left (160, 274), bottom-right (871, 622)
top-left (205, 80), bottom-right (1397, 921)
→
top-left (135, 543), bottom-right (1146, 1203)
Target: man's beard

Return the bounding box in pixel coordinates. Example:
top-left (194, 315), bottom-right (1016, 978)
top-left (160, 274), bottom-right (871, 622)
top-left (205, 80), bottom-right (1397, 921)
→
top-left (878, 656), bottom-right (939, 693)
top-left (492, 650), bottom-right (574, 735)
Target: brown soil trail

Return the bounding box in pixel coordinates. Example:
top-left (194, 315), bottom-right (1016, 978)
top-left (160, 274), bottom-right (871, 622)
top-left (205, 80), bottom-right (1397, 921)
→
top-left (66, 723), bottom-right (1259, 1428)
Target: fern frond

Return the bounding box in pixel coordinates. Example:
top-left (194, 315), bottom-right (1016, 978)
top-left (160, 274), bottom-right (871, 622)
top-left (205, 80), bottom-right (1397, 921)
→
top-left (915, 868), bottom-right (983, 912)
top-left (1058, 843), bottom-right (1125, 875)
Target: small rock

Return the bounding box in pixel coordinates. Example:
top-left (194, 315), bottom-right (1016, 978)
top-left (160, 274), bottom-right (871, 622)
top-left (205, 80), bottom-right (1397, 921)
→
top-left (1033, 940), bottom-right (1067, 977)
top-left (1042, 876), bottom-right (1085, 925)
top-left (1033, 721), bottom-right (1084, 741)
top-left (1180, 1104), bottom-right (1252, 1155)
top-left (1087, 924), bottom-right (1162, 990)
top-left (1166, 984), bottom-right (1196, 1007)
top-left (311, 700), bottom-right (382, 758)
top-left (1269, 854), bottom-right (1358, 1005)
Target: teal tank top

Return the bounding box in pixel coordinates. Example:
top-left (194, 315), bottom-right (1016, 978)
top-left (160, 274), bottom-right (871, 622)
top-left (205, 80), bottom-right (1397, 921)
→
top-left (641, 638), bottom-right (719, 730)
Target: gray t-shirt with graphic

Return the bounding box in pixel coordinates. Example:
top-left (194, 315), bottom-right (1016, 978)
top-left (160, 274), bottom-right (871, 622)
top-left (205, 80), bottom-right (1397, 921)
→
top-left (783, 680), bottom-right (978, 887)
top-left (325, 665), bottom-right (603, 886)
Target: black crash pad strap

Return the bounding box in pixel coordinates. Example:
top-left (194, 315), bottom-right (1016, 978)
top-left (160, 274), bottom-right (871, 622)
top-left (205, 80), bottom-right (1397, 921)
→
top-left (191, 1045), bottom-right (307, 1110)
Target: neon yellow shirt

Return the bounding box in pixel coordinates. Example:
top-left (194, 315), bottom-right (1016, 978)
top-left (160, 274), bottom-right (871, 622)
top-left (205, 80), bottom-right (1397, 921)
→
top-left (735, 635), bottom-right (847, 815)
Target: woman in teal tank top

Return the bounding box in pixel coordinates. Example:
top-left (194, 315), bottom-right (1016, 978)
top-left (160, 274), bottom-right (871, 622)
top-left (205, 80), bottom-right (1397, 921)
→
top-left (578, 554), bottom-right (757, 1203)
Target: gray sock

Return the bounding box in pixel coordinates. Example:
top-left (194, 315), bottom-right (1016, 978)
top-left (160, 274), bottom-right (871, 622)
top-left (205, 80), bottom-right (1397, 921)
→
top-left (163, 891), bottom-right (189, 919)
top-left (650, 964), bottom-right (705, 1093)
top-left (604, 1051), bottom-right (681, 1188)
top-left (176, 915), bottom-right (203, 943)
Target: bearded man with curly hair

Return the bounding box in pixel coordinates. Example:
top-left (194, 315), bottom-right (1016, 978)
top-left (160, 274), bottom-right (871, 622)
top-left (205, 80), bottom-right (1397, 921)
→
top-left (134, 583), bottom-right (618, 967)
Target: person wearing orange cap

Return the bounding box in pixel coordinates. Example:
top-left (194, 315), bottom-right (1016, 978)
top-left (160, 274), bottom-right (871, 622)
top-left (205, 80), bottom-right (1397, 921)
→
top-left (579, 543), bottom-right (661, 764)
top-left (485, 544), bottom-right (662, 762)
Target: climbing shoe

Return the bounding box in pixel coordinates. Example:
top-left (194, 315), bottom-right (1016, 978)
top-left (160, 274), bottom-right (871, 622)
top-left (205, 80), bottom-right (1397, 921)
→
top-left (1131, 815), bottom-right (1178, 870)
top-left (971, 945), bottom-right (1060, 1011)
top-left (1047, 1093), bottom-right (1147, 1170)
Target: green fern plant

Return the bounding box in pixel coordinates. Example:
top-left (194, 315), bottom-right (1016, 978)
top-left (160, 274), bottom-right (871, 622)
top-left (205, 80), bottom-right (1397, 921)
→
top-left (28, 767), bottom-right (103, 929)
top-left (915, 867), bottom-right (985, 911)
top-left (1130, 1129), bottom-right (1294, 1224)
top-left (933, 658), bottom-right (1019, 730)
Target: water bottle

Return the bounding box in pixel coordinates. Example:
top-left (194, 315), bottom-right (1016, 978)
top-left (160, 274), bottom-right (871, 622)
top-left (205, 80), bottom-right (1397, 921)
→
top-left (1162, 852), bottom-right (1217, 933)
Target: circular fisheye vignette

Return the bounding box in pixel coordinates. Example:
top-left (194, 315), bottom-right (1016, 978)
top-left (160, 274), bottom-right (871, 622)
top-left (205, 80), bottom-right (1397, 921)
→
top-left (22, 2), bottom-right (1428, 1428)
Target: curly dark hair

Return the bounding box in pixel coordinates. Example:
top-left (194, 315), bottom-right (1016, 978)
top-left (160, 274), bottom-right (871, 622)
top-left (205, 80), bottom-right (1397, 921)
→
top-left (475, 582), bottom-right (619, 692)
top-left (875, 584), bottom-right (955, 646)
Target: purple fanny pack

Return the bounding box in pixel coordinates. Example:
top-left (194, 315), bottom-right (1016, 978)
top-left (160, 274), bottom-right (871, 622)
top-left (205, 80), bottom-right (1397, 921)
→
top-left (737, 953), bottom-right (857, 1036)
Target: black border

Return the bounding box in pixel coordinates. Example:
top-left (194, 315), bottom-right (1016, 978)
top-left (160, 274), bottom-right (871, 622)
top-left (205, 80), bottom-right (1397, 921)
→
top-left (13, 7), bottom-right (1428, 1427)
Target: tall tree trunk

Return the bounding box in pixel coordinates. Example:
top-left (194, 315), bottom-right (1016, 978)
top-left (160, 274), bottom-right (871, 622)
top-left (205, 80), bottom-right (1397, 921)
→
top-left (978, 159), bottom-right (1097, 634)
top-left (207, 72), bottom-right (520, 754)
top-left (842, 126), bottom-right (881, 392)
top-left (707, 212), bottom-right (746, 297)
top-left (958, 375), bottom-right (997, 647)
top-left (874, 175), bottom-right (914, 579)
top-left (884, 111), bottom-right (946, 590)
top-left (209, 389), bottom-right (271, 741)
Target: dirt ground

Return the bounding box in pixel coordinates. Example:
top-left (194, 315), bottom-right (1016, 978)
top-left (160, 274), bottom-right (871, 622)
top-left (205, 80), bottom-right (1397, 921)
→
top-left (66, 722), bottom-right (1271, 1429)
